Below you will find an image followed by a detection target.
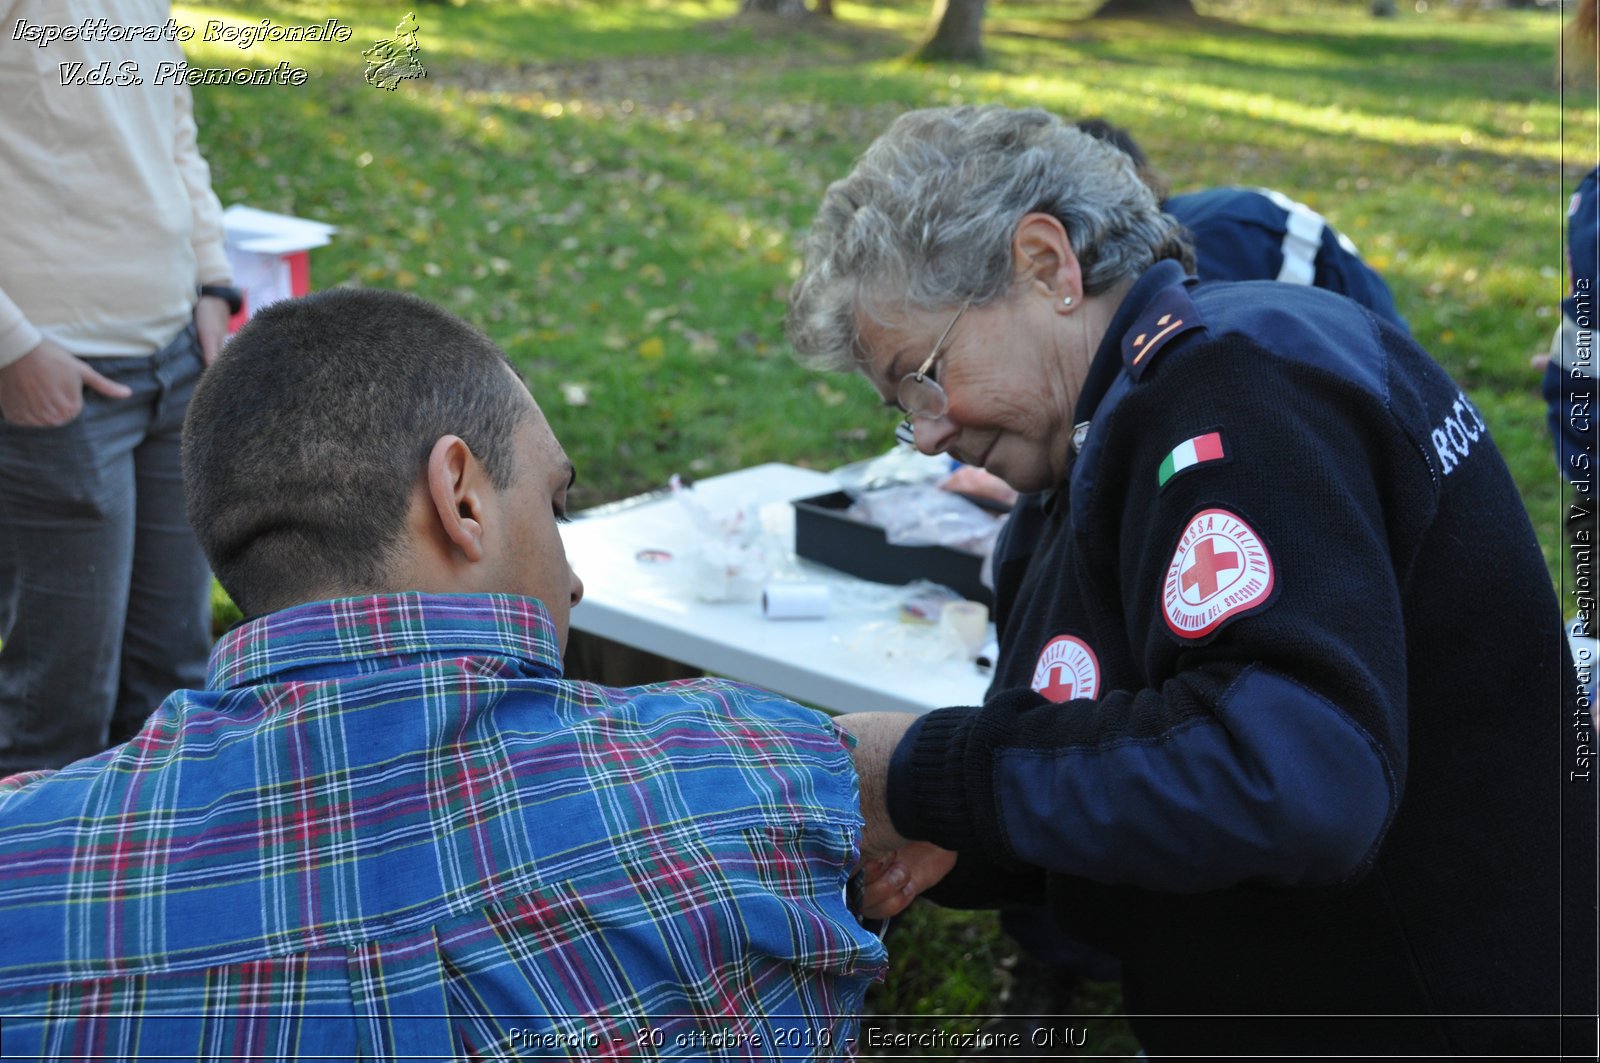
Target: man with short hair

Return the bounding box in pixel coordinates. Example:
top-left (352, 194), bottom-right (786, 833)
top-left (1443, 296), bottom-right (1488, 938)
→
top-left (0, 289), bottom-right (887, 1057)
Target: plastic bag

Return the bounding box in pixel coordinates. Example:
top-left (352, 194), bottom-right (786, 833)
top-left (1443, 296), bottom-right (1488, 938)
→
top-left (670, 474), bottom-right (771, 602)
top-left (831, 445), bottom-right (954, 497)
top-left (849, 484), bottom-right (1004, 555)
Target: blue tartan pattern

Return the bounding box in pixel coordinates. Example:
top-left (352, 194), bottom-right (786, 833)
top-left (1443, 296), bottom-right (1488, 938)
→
top-left (0, 593), bottom-right (886, 1059)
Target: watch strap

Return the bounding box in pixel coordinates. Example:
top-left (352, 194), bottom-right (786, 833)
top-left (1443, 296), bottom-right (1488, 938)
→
top-left (198, 283), bottom-right (243, 315)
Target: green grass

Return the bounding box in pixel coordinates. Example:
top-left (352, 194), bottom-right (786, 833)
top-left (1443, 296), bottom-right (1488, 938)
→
top-left (180, 0), bottom-right (1586, 539)
top-left (176, 0), bottom-right (1591, 1047)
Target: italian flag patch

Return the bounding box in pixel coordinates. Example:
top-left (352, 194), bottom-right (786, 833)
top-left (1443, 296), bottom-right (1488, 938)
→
top-left (1158, 431), bottom-right (1226, 487)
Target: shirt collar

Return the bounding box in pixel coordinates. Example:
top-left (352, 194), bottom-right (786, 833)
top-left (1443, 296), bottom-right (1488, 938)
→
top-left (206, 592), bottom-right (565, 691)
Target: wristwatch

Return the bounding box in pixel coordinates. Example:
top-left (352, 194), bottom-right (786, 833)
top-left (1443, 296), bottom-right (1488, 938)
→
top-left (197, 283), bottom-right (243, 315)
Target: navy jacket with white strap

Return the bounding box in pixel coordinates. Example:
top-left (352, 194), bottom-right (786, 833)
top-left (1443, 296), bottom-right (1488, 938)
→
top-left (1165, 185), bottom-right (1408, 331)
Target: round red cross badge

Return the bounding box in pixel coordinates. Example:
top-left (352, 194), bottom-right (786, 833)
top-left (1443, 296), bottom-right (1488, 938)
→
top-left (1031, 635), bottom-right (1101, 703)
top-left (1162, 508), bottom-right (1276, 639)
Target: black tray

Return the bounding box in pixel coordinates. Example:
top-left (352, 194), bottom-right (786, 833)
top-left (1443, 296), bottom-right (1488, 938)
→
top-left (791, 491), bottom-right (992, 607)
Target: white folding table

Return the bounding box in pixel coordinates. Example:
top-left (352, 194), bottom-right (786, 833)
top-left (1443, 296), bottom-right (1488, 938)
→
top-left (564, 463), bottom-right (992, 715)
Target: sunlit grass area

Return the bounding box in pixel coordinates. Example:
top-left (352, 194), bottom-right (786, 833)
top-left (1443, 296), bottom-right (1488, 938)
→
top-left (176, 0), bottom-right (1589, 1044)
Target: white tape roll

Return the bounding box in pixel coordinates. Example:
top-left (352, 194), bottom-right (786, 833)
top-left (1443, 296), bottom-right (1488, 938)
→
top-left (940, 600), bottom-right (990, 657)
top-left (762, 582), bottom-right (831, 620)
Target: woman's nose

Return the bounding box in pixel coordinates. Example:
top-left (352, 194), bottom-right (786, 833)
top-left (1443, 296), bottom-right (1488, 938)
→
top-left (911, 413), bottom-right (960, 455)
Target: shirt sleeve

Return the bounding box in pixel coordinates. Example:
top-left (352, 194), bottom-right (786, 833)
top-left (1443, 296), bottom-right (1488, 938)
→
top-left (890, 339), bottom-right (1411, 894)
top-left (168, 47), bottom-right (231, 286)
top-left (0, 286), bottom-right (44, 369)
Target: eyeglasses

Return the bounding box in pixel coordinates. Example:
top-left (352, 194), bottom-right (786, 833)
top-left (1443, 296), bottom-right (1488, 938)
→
top-left (894, 301), bottom-right (970, 446)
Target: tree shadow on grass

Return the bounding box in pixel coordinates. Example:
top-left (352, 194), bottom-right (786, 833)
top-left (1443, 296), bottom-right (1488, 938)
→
top-left (706, 9), bottom-right (909, 58)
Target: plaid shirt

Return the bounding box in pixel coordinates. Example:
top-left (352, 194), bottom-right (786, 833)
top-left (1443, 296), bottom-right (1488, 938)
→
top-left (0, 593), bottom-right (886, 1060)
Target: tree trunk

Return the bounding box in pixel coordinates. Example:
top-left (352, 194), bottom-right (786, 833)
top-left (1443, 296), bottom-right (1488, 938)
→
top-left (739, 0), bottom-right (810, 16)
top-left (814, 0), bottom-right (835, 17)
top-left (913, 0), bottom-right (987, 63)
top-left (1092, 0), bottom-right (1199, 18)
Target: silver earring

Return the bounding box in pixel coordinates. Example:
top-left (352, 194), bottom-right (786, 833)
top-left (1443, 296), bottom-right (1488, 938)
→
top-left (1062, 296), bottom-right (1074, 307)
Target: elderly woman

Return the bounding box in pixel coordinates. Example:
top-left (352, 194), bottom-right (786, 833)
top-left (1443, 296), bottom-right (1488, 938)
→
top-left (788, 106), bottom-right (1592, 1056)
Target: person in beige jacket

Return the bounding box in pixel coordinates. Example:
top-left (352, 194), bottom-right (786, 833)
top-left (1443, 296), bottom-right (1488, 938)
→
top-left (0, 0), bottom-right (236, 771)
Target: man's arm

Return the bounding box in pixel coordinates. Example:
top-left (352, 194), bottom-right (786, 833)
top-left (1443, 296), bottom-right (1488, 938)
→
top-left (168, 47), bottom-right (232, 365)
top-left (833, 712), bottom-right (918, 857)
top-left (192, 294), bottom-right (231, 366)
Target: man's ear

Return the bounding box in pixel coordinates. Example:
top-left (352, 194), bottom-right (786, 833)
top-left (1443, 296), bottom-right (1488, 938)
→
top-left (1012, 212), bottom-right (1083, 310)
top-left (425, 434), bottom-right (487, 564)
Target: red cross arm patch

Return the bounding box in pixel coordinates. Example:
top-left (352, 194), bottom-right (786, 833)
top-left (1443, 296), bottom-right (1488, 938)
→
top-left (1161, 507), bottom-right (1277, 639)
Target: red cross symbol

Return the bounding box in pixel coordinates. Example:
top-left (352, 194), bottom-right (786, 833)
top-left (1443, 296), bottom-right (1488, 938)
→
top-left (1040, 664), bottom-right (1075, 702)
top-left (1181, 537), bottom-right (1240, 601)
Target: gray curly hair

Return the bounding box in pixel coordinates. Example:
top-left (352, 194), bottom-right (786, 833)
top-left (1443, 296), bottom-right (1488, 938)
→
top-left (785, 105), bottom-right (1193, 371)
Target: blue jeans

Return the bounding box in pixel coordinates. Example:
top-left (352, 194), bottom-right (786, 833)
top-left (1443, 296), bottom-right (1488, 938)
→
top-left (0, 324), bottom-right (212, 772)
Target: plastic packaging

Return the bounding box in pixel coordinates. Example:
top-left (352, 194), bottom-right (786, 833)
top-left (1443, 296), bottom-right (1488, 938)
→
top-left (670, 473), bottom-right (771, 602)
top-left (848, 484), bottom-right (1003, 555)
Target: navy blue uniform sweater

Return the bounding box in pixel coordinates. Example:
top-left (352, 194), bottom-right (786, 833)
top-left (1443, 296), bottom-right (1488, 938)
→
top-left (1165, 185), bottom-right (1408, 331)
top-left (887, 260), bottom-right (1597, 1055)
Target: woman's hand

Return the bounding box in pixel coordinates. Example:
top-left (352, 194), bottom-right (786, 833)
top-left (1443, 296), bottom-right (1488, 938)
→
top-left (858, 844), bottom-right (958, 919)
